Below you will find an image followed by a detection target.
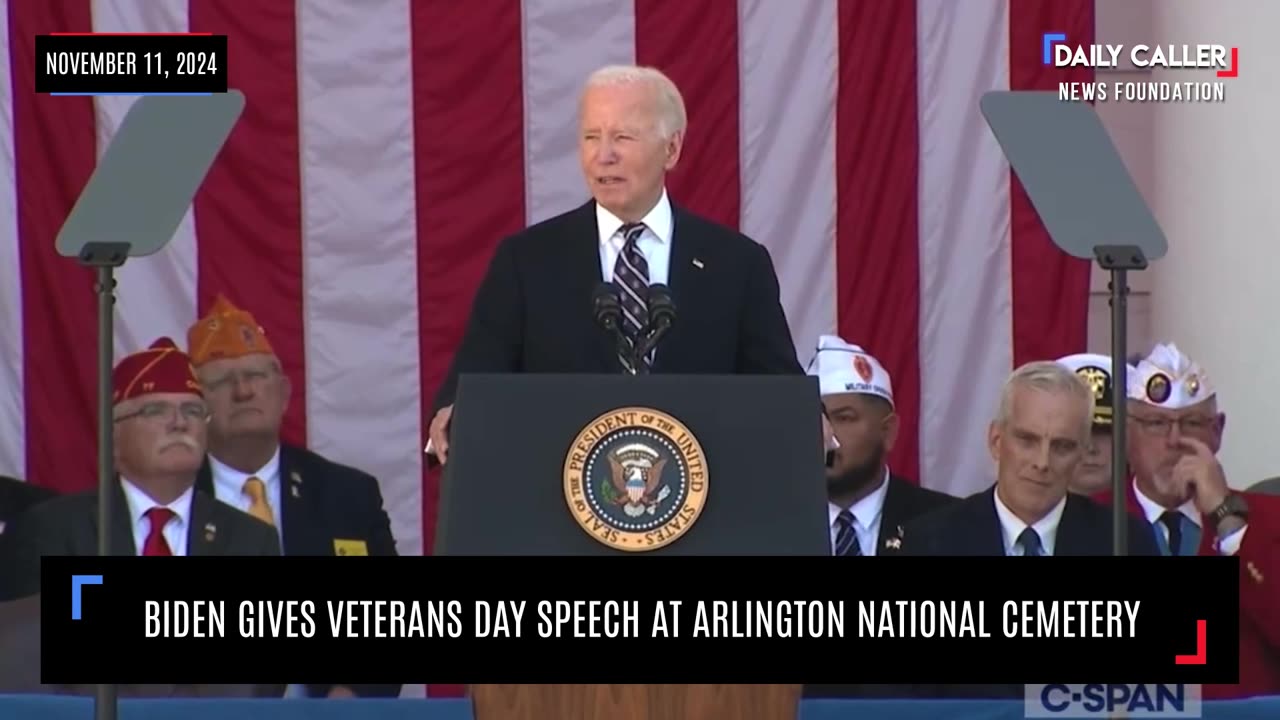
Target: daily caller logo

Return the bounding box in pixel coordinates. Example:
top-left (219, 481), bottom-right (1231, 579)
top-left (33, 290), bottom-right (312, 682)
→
top-left (1043, 33), bottom-right (1238, 103)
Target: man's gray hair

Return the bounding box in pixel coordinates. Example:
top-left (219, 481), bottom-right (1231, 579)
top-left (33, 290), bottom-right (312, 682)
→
top-left (583, 65), bottom-right (687, 140)
top-left (995, 360), bottom-right (1095, 439)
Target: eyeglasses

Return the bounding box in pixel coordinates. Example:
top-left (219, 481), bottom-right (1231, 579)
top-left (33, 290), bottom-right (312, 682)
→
top-left (203, 367), bottom-right (275, 393)
top-left (114, 401), bottom-right (210, 424)
top-left (1130, 415), bottom-right (1214, 436)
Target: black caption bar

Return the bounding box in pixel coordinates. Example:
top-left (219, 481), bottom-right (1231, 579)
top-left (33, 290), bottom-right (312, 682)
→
top-left (42, 556), bottom-right (1239, 685)
top-left (34, 34), bottom-right (227, 94)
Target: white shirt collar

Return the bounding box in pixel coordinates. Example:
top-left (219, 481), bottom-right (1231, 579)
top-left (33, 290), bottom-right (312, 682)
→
top-left (208, 445), bottom-right (281, 489)
top-left (1132, 478), bottom-right (1201, 527)
top-left (119, 477), bottom-right (194, 529)
top-left (993, 485), bottom-right (1066, 555)
top-left (596, 188), bottom-right (673, 247)
top-left (828, 466), bottom-right (891, 531)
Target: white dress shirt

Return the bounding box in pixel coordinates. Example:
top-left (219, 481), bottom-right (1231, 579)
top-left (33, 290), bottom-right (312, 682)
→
top-left (993, 487), bottom-right (1065, 556)
top-left (209, 447), bottom-right (284, 545)
top-left (1132, 479), bottom-right (1246, 555)
top-left (119, 478), bottom-right (193, 556)
top-left (597, 189), bottom-right (673, 285)
top-left (828, 467), bottom-right (891, 556)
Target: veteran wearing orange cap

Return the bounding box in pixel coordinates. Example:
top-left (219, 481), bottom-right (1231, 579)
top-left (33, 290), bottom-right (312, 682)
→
top-left (187, 296), bottom-right (399, 700)
top-left (1094, 342), bottom-right (1280, 699)
top-left (1, 338), bottom-right (280, 601)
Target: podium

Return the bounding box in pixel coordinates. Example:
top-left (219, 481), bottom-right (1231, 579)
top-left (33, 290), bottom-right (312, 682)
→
top-left (436, 373), bottom-right (828, 718)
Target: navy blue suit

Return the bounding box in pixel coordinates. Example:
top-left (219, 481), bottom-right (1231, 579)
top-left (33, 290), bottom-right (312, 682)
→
top-left (196, 444), bottom-right (399, 698)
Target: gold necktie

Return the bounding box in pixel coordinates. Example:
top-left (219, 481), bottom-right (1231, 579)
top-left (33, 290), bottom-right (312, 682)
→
top-left (242, 476), bottom-right (275, 526)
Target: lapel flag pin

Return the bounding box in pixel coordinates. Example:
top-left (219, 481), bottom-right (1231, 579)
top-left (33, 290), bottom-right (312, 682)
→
top-left (204, 522), bottom-right (217, 542)
top-left (692, 258), bottom-right (704, 269)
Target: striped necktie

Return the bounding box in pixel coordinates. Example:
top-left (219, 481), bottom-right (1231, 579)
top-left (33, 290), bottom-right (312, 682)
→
top-left (612, 222), bottom-right (650, 372)
top-left (834, 510), bottom-right (862, 556)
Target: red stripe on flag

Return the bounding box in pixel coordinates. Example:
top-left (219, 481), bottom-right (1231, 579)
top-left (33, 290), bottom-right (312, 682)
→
top-left (835, 0), bottom-right (922, 484)
top-left (188, 1), bottom-right (308, 445)
top-left (412, 0), bottom-right (526, 699)
top-left (1008, 0), bottom-right (1094, 365)
top-left (11, 0), bottom-right (98, 492)
top-left (635, 1), bottom-right (740, 229)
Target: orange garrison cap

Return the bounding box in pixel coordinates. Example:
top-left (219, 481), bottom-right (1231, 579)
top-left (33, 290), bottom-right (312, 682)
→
top-left (112, 337), bottom-right (203, 405)
top-left (186, 294), bottom-right (275, 367)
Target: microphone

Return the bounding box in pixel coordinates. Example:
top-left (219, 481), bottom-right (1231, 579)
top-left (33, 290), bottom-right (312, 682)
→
top-left (592, 282), bottom-right (635, 374)
top-left (634, 283), bottom-right (677, 367)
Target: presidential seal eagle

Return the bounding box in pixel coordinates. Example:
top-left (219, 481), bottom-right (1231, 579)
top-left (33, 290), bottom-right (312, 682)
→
top-left (607, 443), bottom-right (672, 517)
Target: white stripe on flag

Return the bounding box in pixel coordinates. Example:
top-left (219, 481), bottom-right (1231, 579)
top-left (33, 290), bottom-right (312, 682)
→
top-left (738, 0), bottom-right (838, 361)
top-left (92, 0), bottom-right (198, 357)
top-left (298, 0), bottom-right (423, 556)
top-left (522, 0), bottom-right (635, 225)
top-left (0, 0), bottom-right (24, 479)
top-left (916, 0), bottom-right (1013, 496)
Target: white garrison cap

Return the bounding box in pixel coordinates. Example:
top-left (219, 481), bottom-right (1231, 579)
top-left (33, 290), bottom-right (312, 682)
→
top-left (1056, 353), bottom-right (1120, 427)
top-left (805, 335), bottom-right (894, 407)
top-left (1127, 343), bottom-right (1215, 409)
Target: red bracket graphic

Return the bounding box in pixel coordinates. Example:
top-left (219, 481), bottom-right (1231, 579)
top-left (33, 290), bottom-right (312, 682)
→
top-left (1175, 620), bottom-right (1207, 665)
top-left (1218, 47), bottom-right (1238, 77)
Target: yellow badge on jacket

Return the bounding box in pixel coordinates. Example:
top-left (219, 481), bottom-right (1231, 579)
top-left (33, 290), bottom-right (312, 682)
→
top-left (333, 539), bottom-right (368, 556)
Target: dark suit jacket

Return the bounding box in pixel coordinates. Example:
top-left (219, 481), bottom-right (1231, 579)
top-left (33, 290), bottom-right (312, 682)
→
top-left (898, 484), bottom-right (1160, 557)
top-left (0, 475), bottom-right (56, 526)
top-left (0, 482), bottom-right (280, 602)
top-left (874, 475), bottom-right (957, 555)
top-left (432, 199), bottom-right (802, 412)
top-left (198, 444), bottom-right (400, 699)
top-left (802, 475), bottom-right (956, 700)
top-left (896, 485), bottom-right (1159, 699)
top-left (197, 444), bottom-right (397, 558)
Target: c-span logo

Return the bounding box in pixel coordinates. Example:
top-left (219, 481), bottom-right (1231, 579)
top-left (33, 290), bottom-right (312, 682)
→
top-left (563, 407), bottom-right (708, 552)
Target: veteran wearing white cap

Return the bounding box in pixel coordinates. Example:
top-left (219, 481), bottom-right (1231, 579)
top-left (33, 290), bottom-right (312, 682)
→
top-left (1055, 353), bottom-right (1122, 495)
top-left (805, 335), bottom-right (954, 557)
top-left (1095, 342), bottom-right (1280, 699)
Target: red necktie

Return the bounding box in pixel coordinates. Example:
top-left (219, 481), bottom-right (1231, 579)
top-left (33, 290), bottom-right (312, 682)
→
top-left (142, 507), bottom-right (175, 556)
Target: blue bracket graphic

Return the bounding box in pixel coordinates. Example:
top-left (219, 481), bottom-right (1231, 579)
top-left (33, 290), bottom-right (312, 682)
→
top-left (71, 575), bottom-right (103, 620)
top-left (1042, 33), bottom-right (1067, 65)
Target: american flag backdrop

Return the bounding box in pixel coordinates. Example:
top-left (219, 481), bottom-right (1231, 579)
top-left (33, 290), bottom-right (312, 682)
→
top-left (1, 0), bottom-right (1093, 693)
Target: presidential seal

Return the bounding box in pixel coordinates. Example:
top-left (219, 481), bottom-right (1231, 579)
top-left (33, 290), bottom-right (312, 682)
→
top-left (563, 407), bottom-right (708, 552)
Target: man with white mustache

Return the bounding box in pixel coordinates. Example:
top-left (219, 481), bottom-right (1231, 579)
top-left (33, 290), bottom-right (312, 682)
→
top-left (2, 337), bottom-right (279, 600)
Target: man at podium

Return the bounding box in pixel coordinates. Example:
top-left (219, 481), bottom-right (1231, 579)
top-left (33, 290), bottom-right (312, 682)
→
top-left (427, 64), bottom-right (801, 462)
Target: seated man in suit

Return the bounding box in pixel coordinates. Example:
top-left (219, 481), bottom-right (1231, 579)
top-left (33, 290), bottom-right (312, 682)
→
top-left (806, 335), bottom-right (954, 557)
top-left (187, 295), bottom-right (400, 700)
top-left (427, 63), bottom-right (803, 462)
top-left (1056, 353), bottom-right (1123, 496)
top-left (3, 338), bottom-right (280, 600)
top-left (801, 335), bottom-right (954, 701)
top-left (1095, 342), bottom-right (1280, 699)
top-left (900, 360), bottom-right (1158, 558)
top-left (899, 360), bottom-right (1157, 700)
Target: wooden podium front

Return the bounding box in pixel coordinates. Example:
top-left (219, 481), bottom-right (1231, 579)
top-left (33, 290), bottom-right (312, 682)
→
top-left (470, 684), bottom-right (801, 720)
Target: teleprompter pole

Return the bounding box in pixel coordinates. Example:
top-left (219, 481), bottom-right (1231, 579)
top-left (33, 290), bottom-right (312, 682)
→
top-left (81, 241), bottom-right (130, 720)
top-left (1094, 244), bottom-right (1148, 558)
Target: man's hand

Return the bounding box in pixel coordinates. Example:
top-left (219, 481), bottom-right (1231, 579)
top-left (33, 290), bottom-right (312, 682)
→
top-left (327, 685), bottom-right (357, 699)
top-left (428, 404), bottom-right (453, 464)
top-left (1172, 436), bottom-right (1230, 515)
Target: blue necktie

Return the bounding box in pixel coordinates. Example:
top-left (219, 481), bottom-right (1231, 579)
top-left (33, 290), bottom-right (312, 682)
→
top-left (1017, 527), bottom-right (1043, 556)
top-left (612, 223), bottom-right (650, 372)
top-left (834, 510), bottom-right (862, 556)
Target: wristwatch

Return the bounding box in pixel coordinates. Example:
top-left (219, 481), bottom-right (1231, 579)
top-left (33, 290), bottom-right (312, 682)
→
top-left (1208, 493), bottom-right (1249, 525)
